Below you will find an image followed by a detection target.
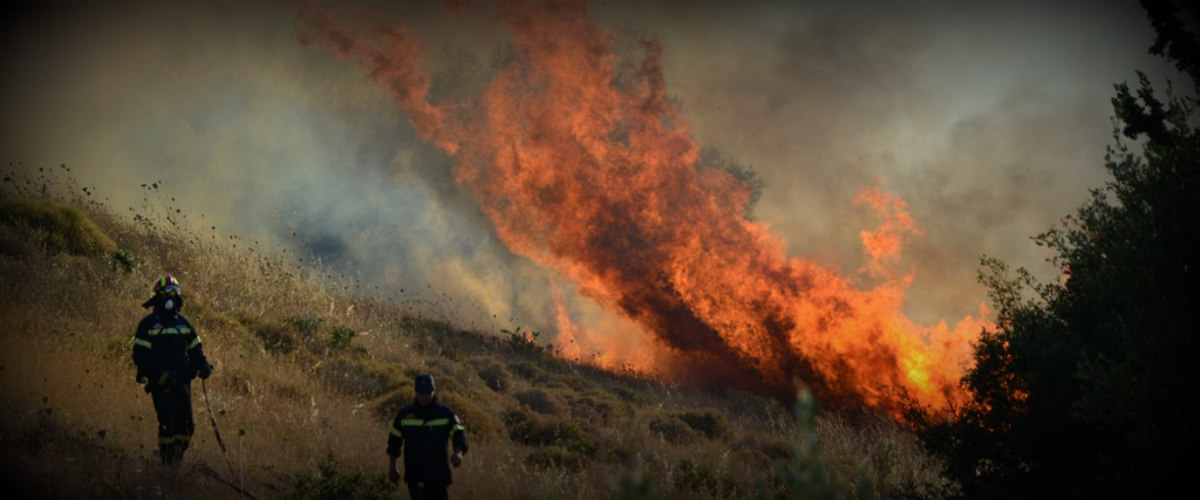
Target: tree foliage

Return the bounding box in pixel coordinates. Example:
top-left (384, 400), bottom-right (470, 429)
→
top-left (920, 1), bottom-right (1200, 498)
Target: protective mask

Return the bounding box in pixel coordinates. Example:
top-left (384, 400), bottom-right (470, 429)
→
top-left (156, 294), bottom-right (183, 313)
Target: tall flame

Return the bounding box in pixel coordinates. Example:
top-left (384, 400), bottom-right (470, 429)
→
top-left (298, 0), bottom-right (988, 415)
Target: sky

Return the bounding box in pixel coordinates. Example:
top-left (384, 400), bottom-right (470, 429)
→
top-left (1, 0), bottom-right (1186, 369)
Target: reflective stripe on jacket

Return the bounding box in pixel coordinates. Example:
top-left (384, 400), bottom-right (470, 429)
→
top-left (387, 399), bottom-right (468, 484)
top-left (132, 312), bottom-right (207, 383)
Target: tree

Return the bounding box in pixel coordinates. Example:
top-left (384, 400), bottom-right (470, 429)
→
top-left (920, 1), bottom-right (1200, 498)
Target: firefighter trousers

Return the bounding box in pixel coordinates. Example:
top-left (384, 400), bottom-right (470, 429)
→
top-left (150, 380), bottom-right (195, 465)
top-left (407, 480), bottom-right (449, 500)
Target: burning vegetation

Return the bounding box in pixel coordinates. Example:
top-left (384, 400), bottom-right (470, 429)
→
top-left (0, 166), bottom-right (956, 498)
top-left (297, 0), bottom-right (989, 416)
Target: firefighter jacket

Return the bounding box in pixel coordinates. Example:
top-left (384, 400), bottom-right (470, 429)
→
top-left (387, 399), bottom-right (468, 485)
top-left (132, 311), bottom-right (208, 388)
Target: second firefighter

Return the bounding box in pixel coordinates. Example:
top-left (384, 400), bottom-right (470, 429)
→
top-left (387, 374), bottom-right (468, 500)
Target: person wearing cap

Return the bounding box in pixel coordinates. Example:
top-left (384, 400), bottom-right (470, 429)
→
top-left (387, 374), bottom-right (469, 500)
top-left (132, 274), bottom-right (213, 466)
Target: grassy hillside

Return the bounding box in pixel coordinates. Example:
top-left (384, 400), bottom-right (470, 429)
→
top-left (0, 166), bottom-right (955, 499)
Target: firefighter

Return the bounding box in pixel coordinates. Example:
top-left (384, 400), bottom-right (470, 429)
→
top-left (387, 374), bottom-right (468, 500)
top-left (132, 274), bottom-right (213, 466)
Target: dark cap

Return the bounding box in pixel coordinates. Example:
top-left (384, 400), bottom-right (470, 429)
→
top-left (415, 374), bottom-right (435, 395)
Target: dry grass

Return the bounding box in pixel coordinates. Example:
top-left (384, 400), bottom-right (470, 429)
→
top-left (0, 167), bottom-right (957, 499)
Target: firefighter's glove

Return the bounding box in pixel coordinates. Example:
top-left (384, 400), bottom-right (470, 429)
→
top-left (198, 362), bottom-right (214, 380)
top-left (388, 465), bottom-right (400, 486)
top-left (451, 451), bottom-right (463, 468)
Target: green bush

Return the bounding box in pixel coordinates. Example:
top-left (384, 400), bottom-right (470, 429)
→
top-left (287, 452), bottom-right (391, 500)
top-left (285, 314), bottom-right (323, 346)
top-left (918, 8), bottom-right (1200, 498)
top-left (0, 198), bottom-right (116, 256)
top-left (111, 248), bottom-right (142, 273)
top-left (329, 325), bottom-right (356, 350)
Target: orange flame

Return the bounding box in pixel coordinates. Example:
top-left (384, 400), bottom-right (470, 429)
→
top-left (855, 187), bottom-right (921, 278)
top-left (298, 0), bottom-right (989, 415)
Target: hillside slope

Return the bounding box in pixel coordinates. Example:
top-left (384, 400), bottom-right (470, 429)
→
top-left (0, 167), bottom-right (954, 499)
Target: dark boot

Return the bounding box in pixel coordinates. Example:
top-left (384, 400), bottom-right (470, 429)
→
top-left (159, 443), bottom-right (172, 466)
top-left (160, 442), bottom-right (184, 466)
top-left (172, 440), bottom-right (188, 465)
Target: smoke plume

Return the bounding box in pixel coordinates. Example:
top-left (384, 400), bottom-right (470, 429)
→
top-left (3, 0), bottom-right (1175, 413)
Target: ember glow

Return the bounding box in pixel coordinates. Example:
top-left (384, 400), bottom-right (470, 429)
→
top-left (299, 0), bottom-right (989, 414)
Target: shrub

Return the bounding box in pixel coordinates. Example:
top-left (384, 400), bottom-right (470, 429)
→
top-left (329, 325), bottom-right (356, 350)
top-left (676, 409), bottom-right (727, 439)
top-left (504, 407), bottom-right (597, 457)
top-left (819, 414), bottom-right (957, 499)
top-left (476, 360), bottom-right (510, 392)
top-left (0, 198), bottom-right (117, 256)
top-left (287, 452), bottom-right (391, 500)
top-left (373, 390), bottom-right (409, 422)
top-left (502, 326), bottom-right (545, 355)
top-left (319, 357), bottom-right (402, 400)
top-left (237, 312), bottom-right (300, 354)
top-left (111, 248), bottom-right (142, 273)
top-left (610, 386), bottom-right (644, 405)
top-left (647, 416), bottom-right (695, 445)
top-left (570, 395), bottom-right (620, 427)
top-left (438, 390), bottom-right (504, 443)
top-left (285, 314), bottom-right (323, 346)
top-left (514, 388), bottom-right (564, 416)
top-left (397, 316), bottom-right (452, 353)
top-left (508, 361), bottom-right (547, 382)
top-left (552, 421), bottom-right (598, 457)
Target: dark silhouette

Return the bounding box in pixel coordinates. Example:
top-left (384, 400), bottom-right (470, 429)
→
top-left (918, 1), bottom-right (1200, 498)
top-left (133, 274), bottom-right (214, 466)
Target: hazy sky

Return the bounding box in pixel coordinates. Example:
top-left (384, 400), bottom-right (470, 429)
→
top-left (1, 1), bottom-right (1183, 343)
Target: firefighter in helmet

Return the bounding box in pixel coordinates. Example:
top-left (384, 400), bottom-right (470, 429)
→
top-left (387, 374), bottom-right (468, 500)
top-left (132, 274), bottom-right (213, 465)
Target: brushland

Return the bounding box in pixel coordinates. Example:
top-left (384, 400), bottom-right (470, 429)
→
top-left (0, 167), bottom-right (956, 499)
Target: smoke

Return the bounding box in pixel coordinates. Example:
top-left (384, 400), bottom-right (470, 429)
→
top-left (1, 1), bottom-right (553, 330)
top-left (1, 0), bottom-right (1180, 410)
top-left (610, 1), bottom-right (1173, 324)
top-left (290, 0), bottom-right (990, 412)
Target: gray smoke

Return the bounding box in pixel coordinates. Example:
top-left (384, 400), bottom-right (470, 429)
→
top-left (1, 1), bottom-right (1183, 341)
